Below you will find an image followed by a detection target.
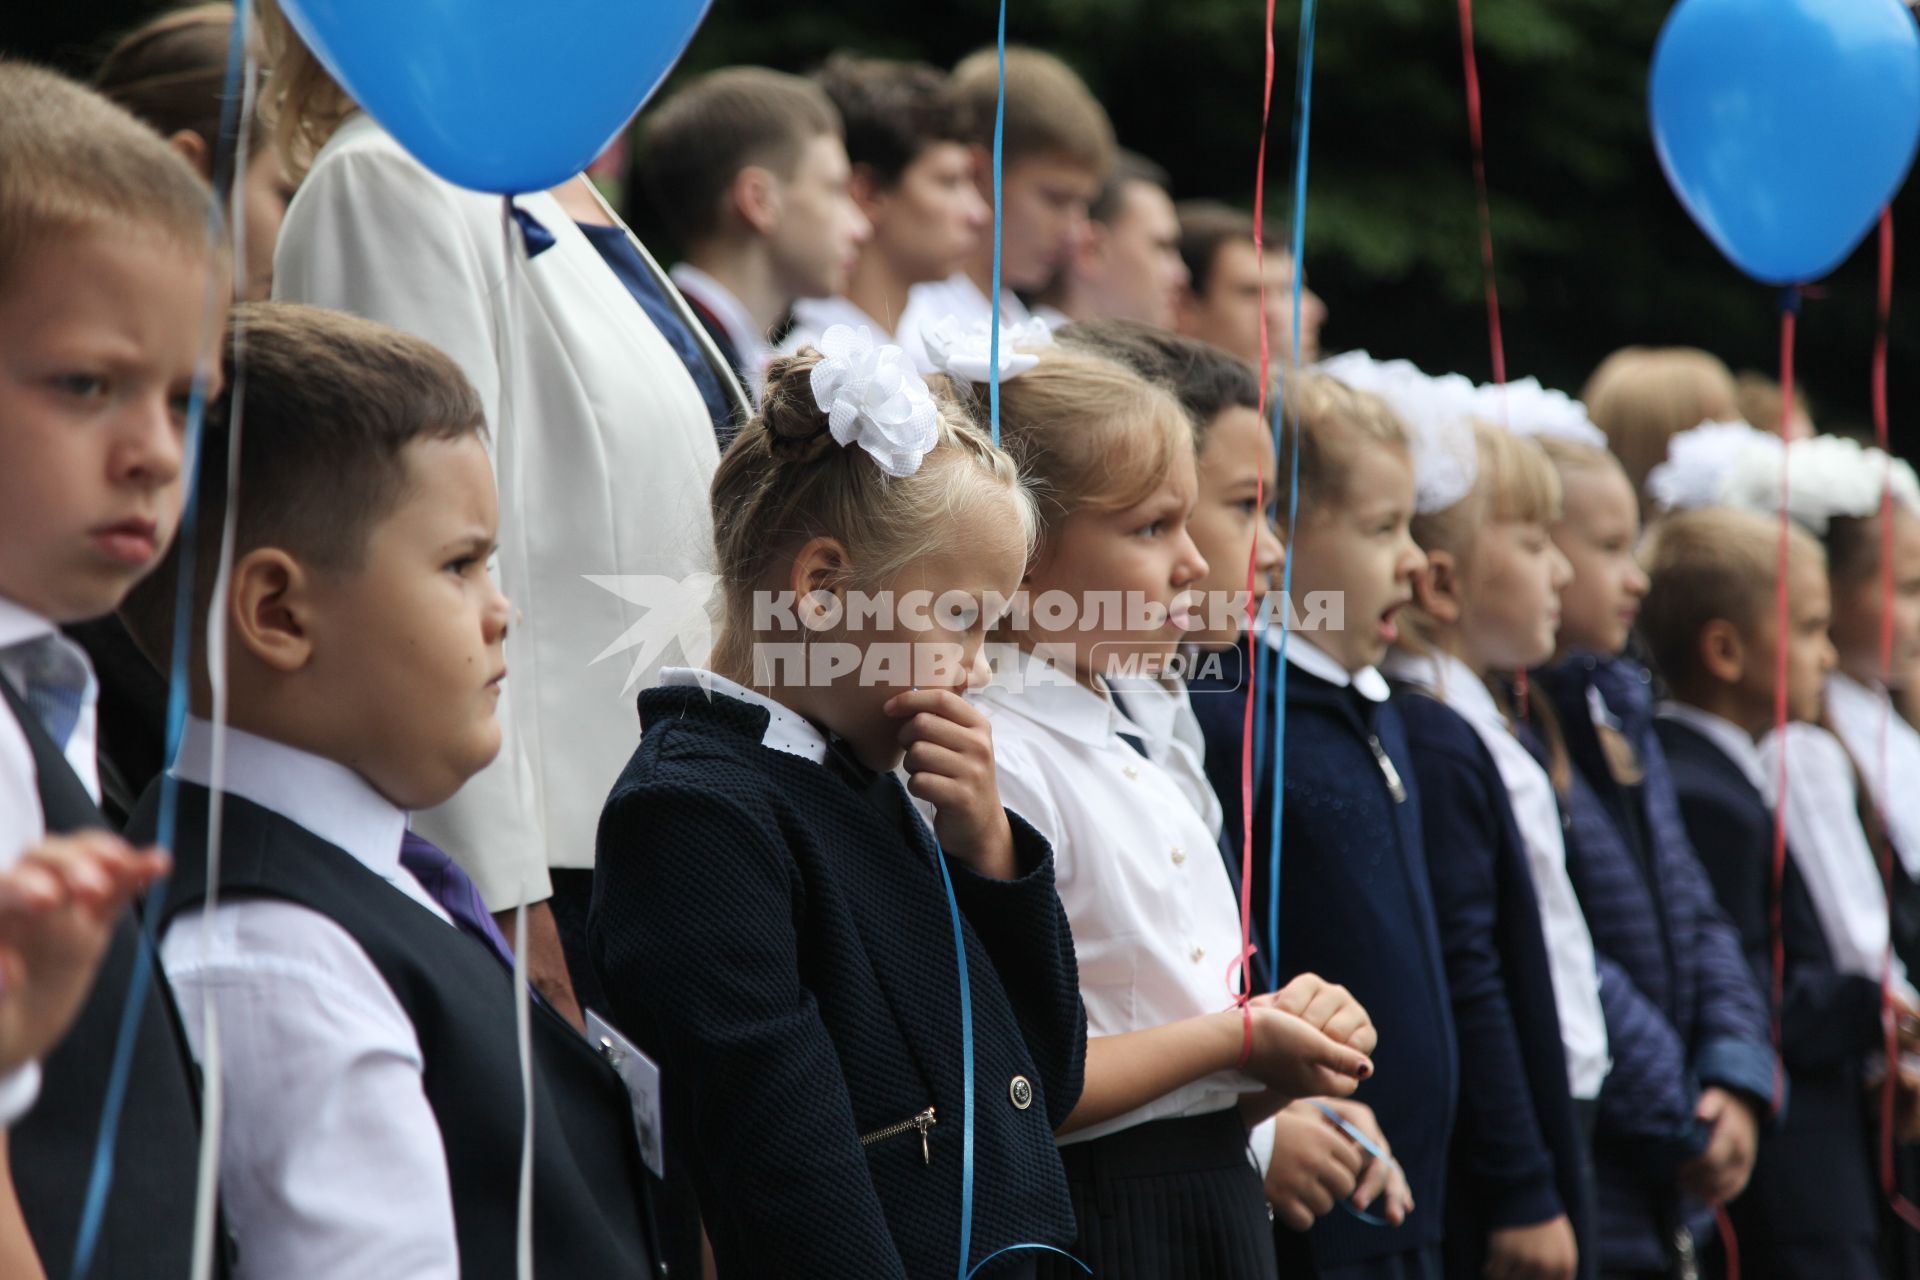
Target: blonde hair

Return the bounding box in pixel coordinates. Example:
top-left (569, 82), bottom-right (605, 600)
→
top-left (1581, 346), bottom-right (1739, 502)
top-left (709, 352), bottom-right (1036, 674)
top-left (953, 346), bottom-right (1191, 541)
top-left (1277, 371), bottom-right (1409, 516)
top-left (0, 59), bottom-right (215, 288)
top-left (1639, 506), bottom-right (1825, 696)
top-left (1398, 422), bottom-right (1563, 655)
top-left (254, 0), bottom-right (356, 182)
top-left (952, 46), bottom-right (1114, 175)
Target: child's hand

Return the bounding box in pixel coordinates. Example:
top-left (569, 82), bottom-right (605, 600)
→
top-left (0, 832), bottom-right (170, 1075)
top-left (885, 689), bottom-right (1017, 880)
top-left (1244, 1005), bottom-right (1373, 1100)
top-left (1485, 1214), bottom-right (1577, 1280)
top-left (1318, 1099), bottom-right (1414, 1225)
top-left (1263, 1099), bottom-right (1364, 1230)
top-left (1256, 973), bottom-right (1378, 1056)
top-left (1677, 1086), bottom-right (1758, 1206)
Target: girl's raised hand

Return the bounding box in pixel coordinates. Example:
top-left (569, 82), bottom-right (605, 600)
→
top-left (1257, 973), bottom-right (1378, 1057)
top-left (885, 688), bottom-right (1018, 881)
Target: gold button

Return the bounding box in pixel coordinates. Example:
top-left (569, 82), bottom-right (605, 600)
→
top-left (1009, 1075), bottom-right (1034, 1110)
top-left (1171, 846), bottom-right (1187, 866)
top-left (1122, 763), bottom-right (1140, 780)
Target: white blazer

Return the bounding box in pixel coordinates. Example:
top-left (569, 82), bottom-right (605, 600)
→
top-left (274, 115), bottom-right (738, 909)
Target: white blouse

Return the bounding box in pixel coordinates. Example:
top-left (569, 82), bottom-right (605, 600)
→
top-left (1384, 651), bottom-right (1611, 1100)
top-left (975, 648), bottom-right (1259, 1145)
top-left (1826, 671), bottom-right (1920, 879)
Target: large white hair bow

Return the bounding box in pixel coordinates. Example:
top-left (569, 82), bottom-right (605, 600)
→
top-left (810, 325), bottom-right (941, 478)
top-left (1470, 376), bottom-right (1606, 447)
top-left (921, 314), bottom-right (1051, 384)
top-left (1648, 420), bottom-right (1920, 532)
top-left (1317, 350), bottom-right (1481, 514)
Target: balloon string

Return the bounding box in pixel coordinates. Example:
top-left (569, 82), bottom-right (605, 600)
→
top-left (1716, 1206), bottom-right (1740, 1280)
top-left (986, 0), bottom-right (1006, 449)
top-left (1766, 289), bottom-right (1797, 1119)
top-left (66, 13), bottom-right (250, 1276)
top-left (1866, 210), bottom-right (1920, 1234)
top-left (1456, 0), bottom-right (1505, 386)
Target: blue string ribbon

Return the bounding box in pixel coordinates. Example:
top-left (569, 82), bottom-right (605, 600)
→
top-left (67, 12), bottom-right (250, 1277)
top-left (987, 0), bottom-right (1007, 449)
top-left (1311, 1101), bottom-right (1400, 1228)
top-left (1265, 0), bottom-right (1319, 991)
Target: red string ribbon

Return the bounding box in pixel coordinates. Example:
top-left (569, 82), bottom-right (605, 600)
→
top-left (1457, 0), bottom-right (1505, 387)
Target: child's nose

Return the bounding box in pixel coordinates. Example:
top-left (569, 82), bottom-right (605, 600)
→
top-left (118, 395), bottom-right (184, 488)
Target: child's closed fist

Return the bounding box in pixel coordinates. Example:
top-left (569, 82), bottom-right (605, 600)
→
top-left (886, 689), bottom-right (1017, 880)
top-left (0, 832), bottom-right (171, 1075)
top-left (1264, 1100), bottom-right (1364, 1231)
top-left (1244, 1005), bottom-right (1374, 1101)
top-left (1257, 973), bottom-right (1377, 1056)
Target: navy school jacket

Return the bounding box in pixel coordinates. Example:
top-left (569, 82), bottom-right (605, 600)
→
top-left (1528, 658), bottom-right (1774, 1272)
top-left (1191, 642), bottom-right (1457, 1270)
top-left (590, 685), bottom-right (1085, 1279)
top-left (1390, 685), bottom-right (1596, 1280)
top-left (1655, 715), bottom-right (1884, 1276)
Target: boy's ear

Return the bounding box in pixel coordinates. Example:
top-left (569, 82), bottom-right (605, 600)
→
top-left (165, 129), bottom-right (213, 182)
top-left (848, 164), bottom-right (887, 221)
top-left (1699, 618), bottom-right (1746, 686)
top-left (731, 166), bottom-right (781, 237)
top-left (1411, 548), bottom-right (1462, 625)
top-left (230, 548), bottom-right (314, 674)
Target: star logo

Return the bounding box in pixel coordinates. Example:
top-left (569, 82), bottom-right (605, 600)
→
top-left (584, 573), bottom-right (721, 693)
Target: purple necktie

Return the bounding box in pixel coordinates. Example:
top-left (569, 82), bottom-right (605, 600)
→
top-left (399, 831), bottom-right (519, 973)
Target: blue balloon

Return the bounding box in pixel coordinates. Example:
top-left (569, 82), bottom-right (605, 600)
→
top-left (279, 0), bottom-right (712, 195)
top-left (1650, 0), bottom-right (1920, 285)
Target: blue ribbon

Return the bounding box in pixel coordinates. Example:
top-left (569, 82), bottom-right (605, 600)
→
top-left (68, 10), bottom-right (251, 1277)
top-left (506, 198), bottom-right (558, 259)
top-left (986, 0), bottom-right (1007, 449)
top-left (1311, 1101), bottom-right (1401, 1228)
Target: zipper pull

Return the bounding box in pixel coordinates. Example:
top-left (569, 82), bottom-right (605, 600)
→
top-left (1368, 734), bottom-right (1407, 803)
top-left (913, 1107), bottom-right (936, 1165)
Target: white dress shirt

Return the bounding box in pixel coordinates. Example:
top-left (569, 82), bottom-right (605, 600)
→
top-left (1826, 671), bottom-right (1920, 879)
top-left (1279, 631), bottom-right (1392, 703)
top-left (1386, 651), bottom-right (1611, 1100)
top-left (1105, 673), bottom-right (1223, 838)
top-left (670, 263), bottom-right (774, 402)
top-left (275, 115), bottom-right (725, 909)
top-left (975, 649), bottom-right (1259, 1145)
top-left (781, 295), bottom-right (896, 355)
top-left (160, 718), bottom-right (463, 1279)
top-left (894, 271), bottom-right (1033, 374)
top-left (0, 596), bottom-right (102, 1125)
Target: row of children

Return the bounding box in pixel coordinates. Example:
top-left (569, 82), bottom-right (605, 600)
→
top-left (5, 10), bottom-right (1920, 1280)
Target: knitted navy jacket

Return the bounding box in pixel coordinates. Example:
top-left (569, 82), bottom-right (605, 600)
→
top-left (1655, 715), bottom-right (1884, 1273)
top-left (1529, 658), bottom-right (1774, 1273)
top-left (590, 685), bottom-right (1085, 1279)
top-left (1393, 688), bottom-right (1595, 1280)
top-left (1192, 648), bottom-right (1457, 1270)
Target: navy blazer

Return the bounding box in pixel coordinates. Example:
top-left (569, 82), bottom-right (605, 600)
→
top-left (1192, 645), bottom-right (1457, 1269)
top-left (590, 685), bottom-right (1085, 1279)
top-left (1529, 659), bottom-right (1774, 1272)
top-left (1655, 715), bottom-right (1883, 1271)
top-left (1393, 688), bottom-right (1595, 1280)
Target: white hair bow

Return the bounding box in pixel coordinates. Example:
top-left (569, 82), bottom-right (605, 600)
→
top-left (810, 325), bottom-right (941, 478)
top-left (1650, 418), bottom-right (1920, 532)
top-left (921, 314), bottom-right (1051, 384)
top-left (1317, 350), bottom-right (1481, 514)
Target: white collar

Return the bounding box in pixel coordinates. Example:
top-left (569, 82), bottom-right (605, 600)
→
top-left (1382, 649), bottom-right (1497, 724)
top-left (1655, 701), bottom-right (1770, 795)
top-left (931, 270), bottom-right (1032, 326)
top-left (669, 264), bottom-right (771, 392)
top-left (659, 668), bottom-right (828, 764)
top-left (791, 295), bottom-right (892, 344)
top-left (172, 717), bottom-right (408, 877)
top-left (1273, 630), bottom-right (1390, 703)
top-left (975, 646), bottom-right (1141, 749)
top-left (0, 596), bottom-right (56, 652)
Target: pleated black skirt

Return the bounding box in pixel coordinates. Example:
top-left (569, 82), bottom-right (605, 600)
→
top-left (1038, 1109), bottom-right (1278, 1280)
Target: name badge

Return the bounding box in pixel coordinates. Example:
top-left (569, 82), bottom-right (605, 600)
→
top-left (586, 1009), bottom-right (665, 1178)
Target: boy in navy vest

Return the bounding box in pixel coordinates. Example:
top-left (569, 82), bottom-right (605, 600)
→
top-left (0, 58), bottom-right (224, 1277)
top-left (1642, 507), bottom-right (1892, 1280)
top-left (120, 301), bottom-right (657, 1279)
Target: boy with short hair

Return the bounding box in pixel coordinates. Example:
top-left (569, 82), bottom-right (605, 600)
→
top-left (120, 301), bottom-right (657, 1278)
top-left (1037, 152), bottom-right (1188, 330)
top-left (894, 46), bottom-right (1114, 364)
top-left (1175, 199), bottom-right (1327, 369)
top-left (640, 66), bottom-right (871, 401)
top-left (783, 54), bottom-right (988, 349)
top-left (0, 57), bottom-right (222, 1277)
top-left (1644, 507), bottom-right (1889, 1279)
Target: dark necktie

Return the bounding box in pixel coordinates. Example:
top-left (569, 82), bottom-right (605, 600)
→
top-left (1106, 690), bottom-right (1150, 759)
top-left (399, 832), bottom-right (519, 973)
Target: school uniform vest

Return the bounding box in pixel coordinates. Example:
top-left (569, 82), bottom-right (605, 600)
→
top-left (132, 781), bottom-right (657, 1279)
top-left (1, 677), bottom-right (205, 1279)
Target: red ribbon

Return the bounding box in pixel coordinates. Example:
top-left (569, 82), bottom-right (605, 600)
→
top-left (1457, 0), bottom-right (1505, 387)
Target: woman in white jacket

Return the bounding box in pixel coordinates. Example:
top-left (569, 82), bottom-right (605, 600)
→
top-left (260, 2), bottom-right (745, 1024)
